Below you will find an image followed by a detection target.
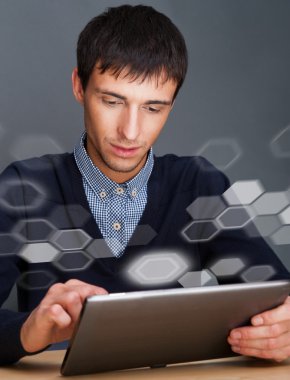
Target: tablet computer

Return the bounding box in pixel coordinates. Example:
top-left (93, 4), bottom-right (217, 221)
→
top-left (61, 280), bottom-right (290, 376)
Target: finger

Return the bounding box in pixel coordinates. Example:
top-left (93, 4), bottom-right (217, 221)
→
top-left (40, 289), bottom-right (84, 322)
top-left (65, 279), bottom-right (89, 287)
top-left (44, 282), bottom-right (107, 309)
top-left (229, 321), bottom-right (290, 340)
top-left (65, 285), bottom-right (108, 305)
top-left (57, 285), bottom-right (108, 320)
top-left (21, 303), bottom-right (73, 353)
top-left (65, 279), bottom-right (108, 294)
top-left (231, 345), bottom-right (290, 362)
top-left (43, 303), bottom-right (73, 329)
top-left (64, 281), bottom-right (108, 299)
top-left (228, 331), bottom-right (290, 350)
top-left (251, 297), bottom-right (290, 327)
top-left (40, 283), bottom-right (107, 327)
top-left (55, 290), bottom-right (85, 322)
top-left (44, 283), bottom-right (68, 302)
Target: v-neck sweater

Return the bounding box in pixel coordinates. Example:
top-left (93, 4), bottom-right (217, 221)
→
top-left (0, 152), bottom-right (289, 365)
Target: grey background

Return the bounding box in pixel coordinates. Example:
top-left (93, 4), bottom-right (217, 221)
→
top-left (1, 0), bottom-right (290, 307)
top-left (1, 0), bottom-right (290, 185)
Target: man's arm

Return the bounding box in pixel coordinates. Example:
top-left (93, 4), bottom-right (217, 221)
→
top-left (20, 279), bottom-right (107, 353)
top-left (0, 279), bottom-right (107, 365)
top-left (194, 158), bottom-right (290, 360)
top-left (0, 165), bottom-right (106, 364)
top-left (0, 310), bottom-right (30, 365)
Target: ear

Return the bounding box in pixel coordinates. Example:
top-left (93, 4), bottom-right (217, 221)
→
top-left (72, 68), bottom-right (84, 104)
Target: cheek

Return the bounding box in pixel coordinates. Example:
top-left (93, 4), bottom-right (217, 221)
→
top-left (152, 114), bottom-right (169, 134)
top-left (145, 121), bottom-right (165, 144)
top-left (85, 104), bottom-right (108, 133)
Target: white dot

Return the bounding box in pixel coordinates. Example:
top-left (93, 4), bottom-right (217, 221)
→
top-left (113, 222), bottom-right (121, 231)
top-left (100, 191), bottom-right (106, 199)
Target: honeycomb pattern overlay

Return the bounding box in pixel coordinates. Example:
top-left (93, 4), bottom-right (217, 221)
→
top-left (197, 138), bottom-right (242, 171)
top-left (127, 252), bottom-right (189, 286)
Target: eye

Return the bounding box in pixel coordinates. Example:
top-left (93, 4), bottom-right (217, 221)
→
top-left (144, 106), bottom-right (161, 114)
top-left (102, 98), bottom-right (123, 107)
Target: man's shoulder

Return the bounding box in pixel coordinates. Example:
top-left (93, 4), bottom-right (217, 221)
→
top-left (1, 153), bottom-right (74, 177)
top-left (0, 153), bottom-right (76, 198)
top-left (153, 154), bottom-right (230, 194)
top-left (10, 152), bottom-right (73, 169)
top-left (154, 153), bottom-right (221, 175)
top-left (0, 153), bottom-right (77, 215)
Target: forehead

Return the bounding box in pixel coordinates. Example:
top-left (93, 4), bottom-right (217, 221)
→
top-left (86, 67), bottom-right (177, 101)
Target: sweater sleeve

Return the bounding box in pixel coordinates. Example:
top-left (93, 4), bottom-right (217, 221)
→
top-left (0, 164), bottom-right (34, 365)
top-left (0, 310), bottom-right (30, 365)
top-left (195, 158), bottom-right (290, 283)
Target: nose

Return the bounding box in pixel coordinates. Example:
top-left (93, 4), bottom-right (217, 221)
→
top-left (118, 106), bottom-right (140, 142)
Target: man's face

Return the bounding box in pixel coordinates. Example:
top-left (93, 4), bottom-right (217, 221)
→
top-left (72, 67), bottom-right (177, 183)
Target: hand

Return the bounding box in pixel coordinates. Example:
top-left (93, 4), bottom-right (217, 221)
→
top-left (228, 296), bottom-right (290, 362)
top-left (20, 279), bottom-right (107, 353)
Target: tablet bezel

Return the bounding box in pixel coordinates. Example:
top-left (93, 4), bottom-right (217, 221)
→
top-left (61, 280), bottom-right (290, 376)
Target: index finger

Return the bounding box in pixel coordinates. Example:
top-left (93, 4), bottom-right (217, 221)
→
top-left (64, 280), bottom-right (108, 303)
top-left (229, 321), bottom-right (289, 340)
top-left (65, 279), bottom-right (108, 293)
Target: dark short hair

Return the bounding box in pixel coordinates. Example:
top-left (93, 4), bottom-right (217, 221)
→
top-left (77, 4), bottom-right (188, 99)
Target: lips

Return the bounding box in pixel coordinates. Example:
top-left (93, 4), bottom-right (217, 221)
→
top-left (110, 144), bottom-right (141, 157)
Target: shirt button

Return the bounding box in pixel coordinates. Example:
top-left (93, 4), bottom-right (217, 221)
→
top-left (116, 187), bottom-right (124, 195)
top-left (100, 190), bottom-right (106, 199)
top-left (113, 222), bottom-right (121, 231)
top-left (131, 189), bottom-right (137, 197)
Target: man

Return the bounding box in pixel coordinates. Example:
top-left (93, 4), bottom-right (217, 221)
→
top-left (0, 4), bottom-right (290, 366)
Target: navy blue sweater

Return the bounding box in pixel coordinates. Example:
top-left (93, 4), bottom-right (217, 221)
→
top-left (0, 153), bottom-right (289, 365)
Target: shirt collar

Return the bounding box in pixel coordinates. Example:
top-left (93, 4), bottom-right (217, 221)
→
top-left (74, 131), bottom-right (154, 200)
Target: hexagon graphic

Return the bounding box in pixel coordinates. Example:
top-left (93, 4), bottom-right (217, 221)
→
top-left (86, 238), bottom-right (119, 259)
top-left (127, 252), bottom-right (189, 285)
top-left (49, 204), bottom-right (92, 229)
top-left (252, 192), bottom-right (289, 215)
top-left (10, 135), bottom-right (63, 161)
top-left (279, 206), bottom-right (290, 224)
top-left (286, 187), bottom-right (290, 203)
top-left (178, 270), bottom-right (218, 287)
top-left (19, 242), bottom-right (59, 263)
top-left (197, 138), bottom-right (242, 170)
top-left (210, 258), bottom-right (245, 277)
top-left (182, 220), bottom-right (220, 242)
top-left (0, 178), bottom-right (46, 213)
top-left (127, 225), bottom-right (157, 246)
top-left (223, 180), bottom-right (264, 206)
top-left (270, 226), bottom-right (290, 245)
top-left (53, 250), bottom-right (93, 272)
top-left (242, 265), bottom-right (276, 282)
top-left (271, 125), bottom-right (290, 158)
top-left (51, 229), bottom-right (92, 251)
top-left (217, 206), bottom-right (254, 229)
top-left (17, 270), bottom-right (56, 290)
top-left (0, 233), bottom-right (23, 256)
top-left (249, 215), bottom-right (281, 237)
top-left (14, 218), bottom-right (56, 242)
top-left (186, 196), bottom-right (226, 220)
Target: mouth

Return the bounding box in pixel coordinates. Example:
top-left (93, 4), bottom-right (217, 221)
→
top-left (110, 144), bottom-right (141, 158)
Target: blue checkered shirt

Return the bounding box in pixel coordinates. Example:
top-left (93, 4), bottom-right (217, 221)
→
top-left (74, 132), bottom-right (154, 257)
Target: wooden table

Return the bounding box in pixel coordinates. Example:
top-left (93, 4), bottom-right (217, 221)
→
top-left (1, 350), bottom-right (290, 379)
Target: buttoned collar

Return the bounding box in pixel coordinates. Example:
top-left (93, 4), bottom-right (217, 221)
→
top-left (74, 132), bottom-right (154, 201)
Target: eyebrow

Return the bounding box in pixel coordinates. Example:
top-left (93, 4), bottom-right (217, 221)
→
top-left (94, 88), bottom-right (172, 105)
